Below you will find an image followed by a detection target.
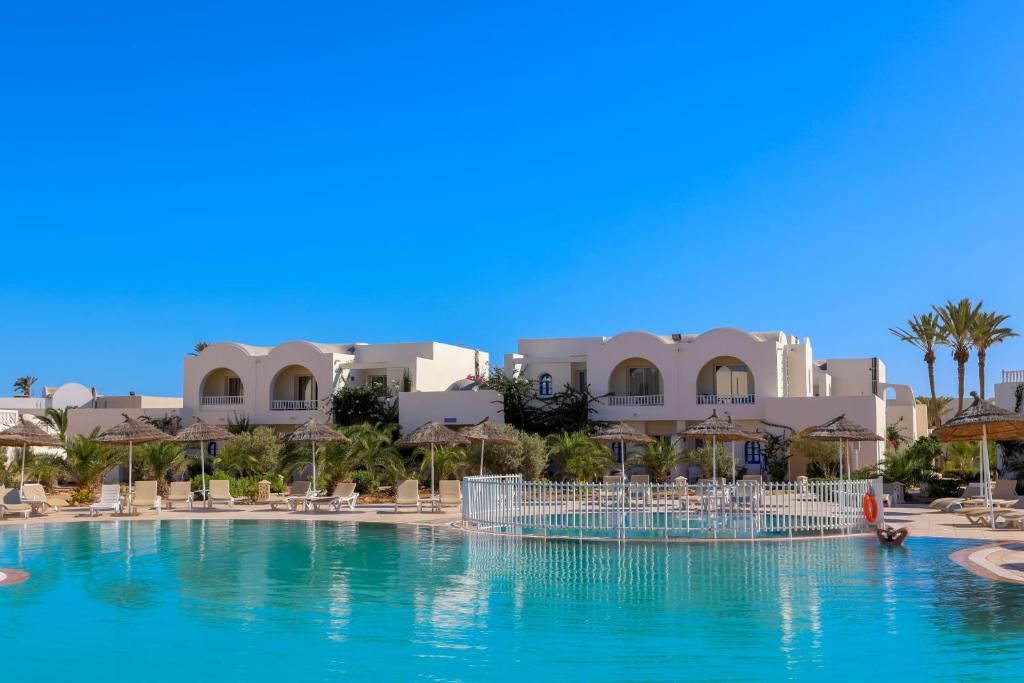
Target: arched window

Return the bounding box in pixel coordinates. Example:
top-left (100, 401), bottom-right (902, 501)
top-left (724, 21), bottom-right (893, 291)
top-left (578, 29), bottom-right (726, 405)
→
top-left (744, 440), bottom-right (763, 465)
top-left (538, 373), bottom-right (553, 397)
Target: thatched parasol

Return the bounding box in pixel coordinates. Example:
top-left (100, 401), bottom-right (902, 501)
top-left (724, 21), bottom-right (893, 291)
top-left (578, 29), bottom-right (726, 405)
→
top-left (283, 419), bottom-right (350, 494)
top-left (800, 415), bottom-right (881, 481)
top-left (678, 411), bottom-right (760, 483)
top-left (461, 418), bottom-right (515, 476)
top-left (933, 392), bottom-right (1024, 528)
top-left (0, 416), bottom-right (64, 494)
top-left (172, 418), bottom-right (235, 499)
top-left (92, 415), bottom-right (168, 493)
top-left (394, 422), bottom-right (470, 497)
top-left (592, 422), bottom-right (654, 476)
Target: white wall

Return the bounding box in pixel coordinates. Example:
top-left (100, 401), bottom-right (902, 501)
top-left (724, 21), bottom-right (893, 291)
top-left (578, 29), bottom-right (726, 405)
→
top-left (398, 390), bottom-right (503, 435)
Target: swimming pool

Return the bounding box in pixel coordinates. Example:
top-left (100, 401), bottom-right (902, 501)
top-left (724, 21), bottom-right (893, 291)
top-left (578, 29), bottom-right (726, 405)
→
top-left (2, 521), bottom-right (1022, 681)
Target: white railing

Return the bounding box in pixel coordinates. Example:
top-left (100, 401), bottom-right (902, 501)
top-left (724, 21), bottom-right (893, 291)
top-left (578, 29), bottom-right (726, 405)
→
top-left (201, 395), bottom-right (244, 406)
top-left (271, 399), bottom-right (319, 411)
top-left (1002, 370), bottom-right (1024, 383)
top-left (697, 393), bottom-right (755, 405)
top-left (462, 475), bottom-right (872, 540)
top-left (606, 394), bottom-right (664, 406)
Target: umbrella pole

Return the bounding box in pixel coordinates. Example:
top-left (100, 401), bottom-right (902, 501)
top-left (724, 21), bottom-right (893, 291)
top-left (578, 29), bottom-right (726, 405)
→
top-left (731, 441), bottom-right (736, 484)
top-left (312, 440), bottom-right (317, 494)
top-left (430, 443), bottom-right (436, 498)
top-left (128, 441), bottom-right (134, 494)
top-left (199, 441), bottom-right (207, 500)
top-left (712, 435), bottom-right (717, 483)
top-left (982, 424), bottom-right (993, 529)
top-left (620, 439), bottom-right (625, 477)
top-left (480, 441), bottom-right (485, 477)
top-left (19, 440), bottom-right (27, 495)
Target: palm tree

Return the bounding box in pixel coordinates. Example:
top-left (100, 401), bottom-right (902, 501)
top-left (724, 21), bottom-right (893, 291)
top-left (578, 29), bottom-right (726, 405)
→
top-left (189, 341), bottom-right (209, 356)
top-left (933, 298), bottom-right (983, 412)
top-left (64, 428), bottom-right (117, 493)
top-left (38, 406), bottom-right (71, 443)
top-left (138, 441), bottom-right (187, 493)
top-left (916, 395), bottom-right (952, 429)
top-left (25, 452), bottom-right (66, 489)
top-left (416, 444), bottom-right (467, 480)
top-left (628, 439), bottom-right (682, 483)
top-left (890, 313), bottom-right (944, 426)
top-left (339, 423), bottom-right (404, 483)
top-left (970, 311), bottom-right (1017, 399)
top-left (13, 376), bottom-right (37, 397)
top-left (546, 432), bottom-right (614, 482)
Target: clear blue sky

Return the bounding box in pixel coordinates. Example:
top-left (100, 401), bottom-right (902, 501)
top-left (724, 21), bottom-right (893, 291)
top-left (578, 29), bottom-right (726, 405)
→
top-left (3, 2), bottom-right (1023, 399)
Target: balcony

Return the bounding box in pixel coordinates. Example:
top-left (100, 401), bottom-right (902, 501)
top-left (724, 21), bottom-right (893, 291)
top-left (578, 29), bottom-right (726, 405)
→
top-left (271, 399), bottom-right (319, 411)
top-left (1002, 370), bottom-right (1024, 383)
top-left (201, 395), bottom-right (244, 406)
top-left (606, 394), bottom-right (664, 407)
top-left (697, 393), bottom-right (755, 405)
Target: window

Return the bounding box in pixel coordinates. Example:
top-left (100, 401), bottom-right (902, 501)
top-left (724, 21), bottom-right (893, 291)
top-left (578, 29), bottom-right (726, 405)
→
top-left (577, 370), bottom-right (588, 391)
top-left (628, 367), bottom-right (660, 396)
top-left (367, 374), bottom-right (388, 388)
top-left (538, 373), bottom-right (553, 397)
top-left (225, 377), bottom-right (242, 397)
top-left (744, 441), bottom-right (763, 465)
top-left (295, 375), bottom-right (317, 401)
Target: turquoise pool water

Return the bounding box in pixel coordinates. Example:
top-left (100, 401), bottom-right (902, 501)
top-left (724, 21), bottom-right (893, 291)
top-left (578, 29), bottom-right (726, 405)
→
top-left (1, 521), bottom-right (1022, 681)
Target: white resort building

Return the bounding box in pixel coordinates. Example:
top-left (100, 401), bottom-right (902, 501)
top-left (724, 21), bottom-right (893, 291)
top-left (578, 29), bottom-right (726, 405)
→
top-left (183, 340), bottom-right (491, 428)
top-left (503, 328), bottom-right (927, 475)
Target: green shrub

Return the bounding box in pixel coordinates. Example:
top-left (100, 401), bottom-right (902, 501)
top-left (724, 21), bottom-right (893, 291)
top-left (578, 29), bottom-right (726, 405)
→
top-left (69, 487), bottom-right (95, 505)
top-left (350, 470), bottom-right (379, 494)
top-left (924, 478), bottom-right (962, 498)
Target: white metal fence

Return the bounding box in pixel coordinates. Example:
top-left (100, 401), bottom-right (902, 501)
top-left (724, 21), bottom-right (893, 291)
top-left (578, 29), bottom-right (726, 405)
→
top-left (463, 475), bottom-right (872, 540)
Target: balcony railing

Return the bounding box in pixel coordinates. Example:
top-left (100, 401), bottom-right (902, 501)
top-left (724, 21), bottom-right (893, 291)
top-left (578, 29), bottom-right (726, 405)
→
top-left (271, 399), bottom-right (319, 411)
top-left (1002, 370), bottom-right (1024, 383)
top-left (606, 394), bottom-right (664, 407)
top-left (201, 395), bottom-right (244, 406)
top-left (697, 393), bottom-right (755, 405)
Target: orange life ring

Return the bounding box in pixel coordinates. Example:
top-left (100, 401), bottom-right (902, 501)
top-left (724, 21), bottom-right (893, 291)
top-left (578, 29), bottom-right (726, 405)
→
top-left (863, 493), bottom-right (879, 524)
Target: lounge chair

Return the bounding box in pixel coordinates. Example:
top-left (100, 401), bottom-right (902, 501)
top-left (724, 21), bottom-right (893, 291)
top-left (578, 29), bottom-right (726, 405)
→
top-left (439, 480), bottom-right (462, 508)
top-left (930, 483), bottom-right (983, 510)
top-left (307, 482), bottom-right (359, 512)
top-left (90, 485), bottom-right (123, 516)
top-left (990, 479), bottom-right (1021, 506)
top-left (21, 483), bottom-right (59, 514)
top-left (127, 480), bottom-right (162, 515)
top-left (393, 479), bottom-right (420, 513)
top-left (284, 480), bottom-right (312, 511)
top-left (627, 474), bottom-right (652, 504)
top-left (205, 479), bottom-right (237, 508)
top-left (165, 481), bottom-right (193, 510)
top-left (958, 497), bottom-right (1024, 526)
top-left (0, 487), bottom-right (33, 520)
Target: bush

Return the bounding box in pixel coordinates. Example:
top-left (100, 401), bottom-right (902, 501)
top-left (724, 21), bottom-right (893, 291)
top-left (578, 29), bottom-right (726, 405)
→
top-left (350, 470), bottom-right (379, 495)
top-left (484, 427), bottom-right (548, 479)
top-left (69, 487), bottom-right (95, 505)
top-left (924, 478), bottom-right (962, 498)
top-left (188, 471), bottom-right (285, 499)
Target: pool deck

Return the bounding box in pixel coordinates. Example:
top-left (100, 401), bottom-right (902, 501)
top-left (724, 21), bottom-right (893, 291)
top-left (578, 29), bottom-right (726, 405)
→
top-left (3, 502), bottom-right (1024, 584)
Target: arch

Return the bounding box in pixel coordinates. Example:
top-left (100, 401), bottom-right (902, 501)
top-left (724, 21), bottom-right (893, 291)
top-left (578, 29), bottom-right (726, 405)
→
top-left (883, 387), bottom-right (897, 401)
top-left (200, 368), bottom-right (244, 406)
top-left (270, 364), bottom-right (319, 410)
top-left (696, 356), bottom-right (756, 405)
top-left (538, 373), bottom-right (554, 397)
top-left (607, 357), bottom-right (664, 406)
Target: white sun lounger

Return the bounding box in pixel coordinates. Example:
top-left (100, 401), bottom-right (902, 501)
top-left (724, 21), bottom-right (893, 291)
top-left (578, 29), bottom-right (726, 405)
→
top-left (90, 485), bottom-right (123, 516)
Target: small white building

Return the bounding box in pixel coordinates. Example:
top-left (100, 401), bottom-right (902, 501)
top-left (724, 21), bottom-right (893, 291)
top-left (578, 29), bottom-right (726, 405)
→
top-left (184, 340), bottom-right (489, 428)
top-left (502, 328), bottom-right (927, 475)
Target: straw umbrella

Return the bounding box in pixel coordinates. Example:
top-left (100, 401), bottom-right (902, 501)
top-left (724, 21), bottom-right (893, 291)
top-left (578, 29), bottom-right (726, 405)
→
top-left (678, 411), bottom-right (759, 483)
top-left (591, 422), bottom-right (654, 477)
top-left (933, 392), bottom-right (1024, 529)
top-left (461, 418), bottom-right (515, 476)
top-left (799, 415), bottom-right (882, 481)
top-left (0, 416), bottom-right (63, 495)
top-left (92, 415), bottom-right (168, 495)
top-left (394, 422), bottom-right (470, 499)
top-left (283, 419), bottom-right (350, 495)
top-left (171, 418), bottom-right (234, 499)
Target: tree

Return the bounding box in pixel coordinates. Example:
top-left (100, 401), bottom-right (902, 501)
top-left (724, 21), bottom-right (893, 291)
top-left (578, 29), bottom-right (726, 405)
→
top-left (628, 439), bottom-right (682, 483)
top-left (218, 426), bottom-right (283, 476)
top-left (338, 422), bottom-right (404, 485)
top-left (140, 412), bottom-right (181, 435)
top-left (789, 434), bottom-right (840, 478)
top-left (917, 395), bottom-right (952, 429)
top-left (890, 313), bottom-right (944, 426)
top-left (761, 432), bottom-right (792, 482)
top-left (885, 422), bottom-right (908, 452)
top-left (64, 428), bottom-right (117, 493)
top-left (933, 298), bottom-right (983, 412)
top-left (879, 436), bottom-right (942, 486)
top-left (685, 442), bottom-right (734, 480)
top-left (138, 441), bottom-right (187, 493)
top-left (13, 376), bottom-right (36, 397)
top-left (546, 432), bottom-right (614, 482)
top-left (482, 369), bottom-right (537, 432)
top-left (38, 406), bottom-right (72, 443)
top-left (483, 426), bottom-right (547, 479)
top-left (970, 311), bottom-right (1017, 400)
top-left (190, 341), bottom-right (209, 356)
top-left (25, 452), bottom-right (65, 489)
top-left (535, 384), bottom-right (603, 434)
top-left (417, 444), bottom-right (467, 480)
top-left (331, 384), bottom-right (398, 426)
